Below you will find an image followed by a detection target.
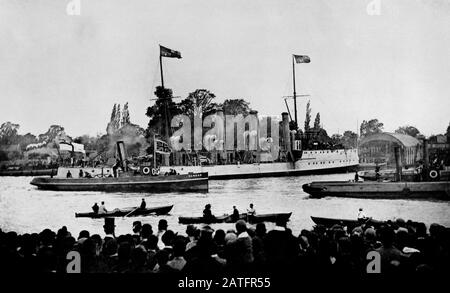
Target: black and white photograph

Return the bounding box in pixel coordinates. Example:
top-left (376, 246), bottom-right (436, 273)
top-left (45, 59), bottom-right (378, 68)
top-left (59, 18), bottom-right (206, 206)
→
top-left (0, 0), bottom-right (449, 287)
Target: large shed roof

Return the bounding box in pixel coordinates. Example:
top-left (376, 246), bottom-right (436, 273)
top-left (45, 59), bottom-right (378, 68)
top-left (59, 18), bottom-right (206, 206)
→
top-left (360, 132), bottom-right (422, 148)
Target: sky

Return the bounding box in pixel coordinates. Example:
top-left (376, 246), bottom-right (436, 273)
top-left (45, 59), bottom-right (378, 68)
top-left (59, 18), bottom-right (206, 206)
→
top-left (0, 0), bottom-right (449, 137)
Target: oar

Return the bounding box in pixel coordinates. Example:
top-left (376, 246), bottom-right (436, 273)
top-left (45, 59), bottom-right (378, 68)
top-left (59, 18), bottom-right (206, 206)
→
top-left (123, 207), bottom-right (140, 218)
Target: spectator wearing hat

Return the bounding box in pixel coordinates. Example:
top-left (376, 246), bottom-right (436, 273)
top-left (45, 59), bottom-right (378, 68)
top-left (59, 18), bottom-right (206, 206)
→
top-left (264, 217), bottom-right (299, 273)
top-left (103, 217), bottom-right (116, 240)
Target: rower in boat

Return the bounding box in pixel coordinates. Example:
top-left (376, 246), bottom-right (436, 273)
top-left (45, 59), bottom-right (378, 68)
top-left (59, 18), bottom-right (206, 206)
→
top-left (246, 203), bottom-right (256, 222)
top-left (203, 204), bottom-right (216, 223)
top-left (92, 202), bottom-right (99, 214)
top-left (99, 201), bottom-right (107, 214)
top-left (247, 203), bottom-right (256, 216)
top-left (231, 206), bottom-right (240, 222)
top-left (357, 208), bottom-right (369, 224)
top-left (140, 198), bottom-right (146, 209)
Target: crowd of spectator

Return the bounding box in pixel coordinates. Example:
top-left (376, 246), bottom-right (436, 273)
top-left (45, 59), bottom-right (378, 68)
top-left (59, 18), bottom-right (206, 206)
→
top-left (0, 217), bottom-right (449, 275)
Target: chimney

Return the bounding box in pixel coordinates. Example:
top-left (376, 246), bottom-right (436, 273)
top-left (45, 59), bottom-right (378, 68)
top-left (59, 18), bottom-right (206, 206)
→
top-left (282, 112), bottom-right (291, 153)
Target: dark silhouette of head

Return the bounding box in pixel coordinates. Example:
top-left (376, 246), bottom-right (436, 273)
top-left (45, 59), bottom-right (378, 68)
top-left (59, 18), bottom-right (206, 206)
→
top-left (132, 221), bottom-right (142, 234)
top-left (162, 230), bottom-right (175, 247)
top-left (141, 224), bottom-right (153, 239)
top-left (158, 219), bottom-right (168, 231)
top-left (256, 223), bottom-right (267, 237)
top-left (275, 217), bottom-right (287, 228)
top-left (103, 218), bottom-right (115, 235)
top-left (235, 220), bottom-right (247, 235)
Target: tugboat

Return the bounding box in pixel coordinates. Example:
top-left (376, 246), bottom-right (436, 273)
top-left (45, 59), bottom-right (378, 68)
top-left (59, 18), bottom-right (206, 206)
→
top-left (30, 141), bottom-right (208, 193)
top-left (302, 142), bottom-right (450, 200)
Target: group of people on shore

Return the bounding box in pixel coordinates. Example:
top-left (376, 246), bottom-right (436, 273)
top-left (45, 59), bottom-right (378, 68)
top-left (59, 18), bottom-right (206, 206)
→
top-left (0, 215), bottom-right (449, 274)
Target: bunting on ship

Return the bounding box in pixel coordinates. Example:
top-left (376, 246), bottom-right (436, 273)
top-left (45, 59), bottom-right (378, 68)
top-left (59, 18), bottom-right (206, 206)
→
top-left (160, 45), bottom-right (182, 59)
top-left (155, 139), bottom-right (171, 155)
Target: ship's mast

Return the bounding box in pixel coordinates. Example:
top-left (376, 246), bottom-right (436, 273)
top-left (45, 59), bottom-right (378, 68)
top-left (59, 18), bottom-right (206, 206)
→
top-left (158, 45), bottom-right (182, 143)
top-left (292, 55), bottom-right (298, 128)
top-left (159, 55), bottom-right (170, 142)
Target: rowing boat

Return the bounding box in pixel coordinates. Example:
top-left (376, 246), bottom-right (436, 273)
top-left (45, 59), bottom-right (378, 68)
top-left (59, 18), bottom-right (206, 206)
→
top-left (75, 205), bottom-right (173, 218)
top-left (310, 216), bottom-right (383, 228)
top-left (178, 212), bottom-right (292, 225)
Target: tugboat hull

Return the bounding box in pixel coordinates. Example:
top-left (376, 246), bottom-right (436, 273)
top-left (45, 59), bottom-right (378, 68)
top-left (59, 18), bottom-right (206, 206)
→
top-left (30, 173), bottom-right (208, 193)
top-left (303, 181), bottom-right (450, 200)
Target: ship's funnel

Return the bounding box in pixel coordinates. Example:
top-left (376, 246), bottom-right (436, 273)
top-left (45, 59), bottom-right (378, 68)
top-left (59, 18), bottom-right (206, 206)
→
top-left (282, 112), bottom-right (294, 161)
top-left (116, 141), bottom-right (127, 170)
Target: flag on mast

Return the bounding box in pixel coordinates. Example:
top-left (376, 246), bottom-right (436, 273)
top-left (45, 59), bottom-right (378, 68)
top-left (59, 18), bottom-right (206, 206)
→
top-left (160, 45), bottom-right (182, 59)
top-left (293, 55), bottom-right (311, 63)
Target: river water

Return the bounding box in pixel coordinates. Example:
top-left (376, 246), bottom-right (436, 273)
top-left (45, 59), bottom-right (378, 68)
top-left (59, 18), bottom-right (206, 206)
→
top-left (0, 174), bottom-right (449, 237)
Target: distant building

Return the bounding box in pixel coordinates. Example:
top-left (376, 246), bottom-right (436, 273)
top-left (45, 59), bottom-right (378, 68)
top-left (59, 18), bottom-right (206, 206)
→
top-left (358, 133), bottom-right (422, 169)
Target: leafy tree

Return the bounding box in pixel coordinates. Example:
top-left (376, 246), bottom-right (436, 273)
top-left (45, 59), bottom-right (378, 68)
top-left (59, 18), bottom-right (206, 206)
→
top-left (0, 122), bottom-right (20, 145)
top-left (330, 133), bottom-right (343, 146)
top-left (122, 102), bottom-right (131, 125)
top-left (395, 125), bottom-right (420, 137)
top-left (313, 112), bottom-right (321, 130)
top-left (179, 89), bottom-right (218, 117)
top-left (360, 119), bottom-right (384, 137)
top-left (115, 104), bottom-right (122, 130)
top-left (304, 100), bottom-right (311, 132)
top-left (341, 130), bottom-right (358, 148)
top-left (446, 122), bottom-right (450, 143)
top-left (38, 125), bottom-right (69, 146)
top-left (221, 99), bottom-right (251, 116)
top-left (110, 104), bottom-right (117, 122)
top-left (146, 86), bottom-right (180, 140)
top-left (106, 104), bottom-right (117, 134)
top-left (18, 133), bottom-right (37, 151)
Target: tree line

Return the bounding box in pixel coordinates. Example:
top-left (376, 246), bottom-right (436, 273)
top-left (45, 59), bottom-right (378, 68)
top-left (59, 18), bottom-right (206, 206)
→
top-left (2, 85), bottom-right (449, 164)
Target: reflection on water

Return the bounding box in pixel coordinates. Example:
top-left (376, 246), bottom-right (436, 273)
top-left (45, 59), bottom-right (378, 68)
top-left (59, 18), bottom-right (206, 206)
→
top-left (0, 173), bottom-right (449, 237)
